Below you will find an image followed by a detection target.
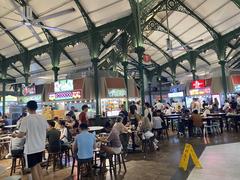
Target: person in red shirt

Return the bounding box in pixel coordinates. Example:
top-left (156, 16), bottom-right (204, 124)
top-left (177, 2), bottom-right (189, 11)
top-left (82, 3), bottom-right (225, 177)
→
top-left (79, 104), bottom-right (89, 125)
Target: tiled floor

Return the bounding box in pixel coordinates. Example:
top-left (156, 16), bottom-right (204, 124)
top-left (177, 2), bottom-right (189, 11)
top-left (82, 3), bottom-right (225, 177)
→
top-left (187, 142), bottom-right (240, 180)
top-left (1, 132), bottom-right (240, 180)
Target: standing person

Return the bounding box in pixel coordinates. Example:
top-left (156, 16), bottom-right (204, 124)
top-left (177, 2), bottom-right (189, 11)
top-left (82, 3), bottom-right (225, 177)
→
top-left (144, 102), bottom-right (152, 122)
top-left (12, 101), bottom-right (48, 180)
top-left (154, 100), bottom-right (164, 111)
top-left (118, 104), bottom-right (129, 125)
top-left (79, 105), bottom-right (89, 125)
top-left (136, 101), bottom-right (141, 115)
top-left (68, 106), bottom-right (76, 119)
top-left (212, 98), bottom-right (219, 112)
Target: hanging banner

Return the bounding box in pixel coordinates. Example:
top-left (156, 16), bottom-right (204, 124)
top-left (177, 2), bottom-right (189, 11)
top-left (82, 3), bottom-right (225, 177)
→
top-left (179, 143), bottom-right (202, 171)
top-left (18, 94), bottom-right (42, 104)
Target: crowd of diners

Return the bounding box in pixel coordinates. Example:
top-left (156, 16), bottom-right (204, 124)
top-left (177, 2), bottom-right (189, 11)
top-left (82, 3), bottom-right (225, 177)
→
top-left (1, 94), bottom-right (240, 179)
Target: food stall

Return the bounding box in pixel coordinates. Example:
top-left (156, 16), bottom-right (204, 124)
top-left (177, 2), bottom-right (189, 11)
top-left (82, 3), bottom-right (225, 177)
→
top-left (100, 78), bottom-right (139, 117)
top-left (47, 78), bottom-right (96, 118)
top-left (168, 84), bottom-right (186, 107)
top-left (186, 79), bottom-right (214, 108)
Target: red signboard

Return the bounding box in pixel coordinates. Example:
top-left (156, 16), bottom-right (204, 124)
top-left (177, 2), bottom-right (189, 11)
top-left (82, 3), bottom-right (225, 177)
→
top-left (191, 80), bottom-right (206, 89)
top-left (231, 75), bottom-right (240, 85)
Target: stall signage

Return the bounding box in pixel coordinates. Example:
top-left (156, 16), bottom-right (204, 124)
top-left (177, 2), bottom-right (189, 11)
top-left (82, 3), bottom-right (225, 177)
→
top-left (191, 80), bottom-right (206, 89)
top-left (54, 79), bottom-right (73, 92)
top-left (107, 89), bottom-right (126, 98)
top-left (234, 85), bottom-right (240, 92)
top-left (189, 88), bottom-right (211, 96)
top-left (0, 95), bottom-right (18, 102)
top-left (18, 94), bottom-right (42, 104)
top-left (22, 84), bottom-right (36, 96)
top-left (49, 90), bottom-right (81, 101)
top-left (168, 92), bottom-right (184, 98)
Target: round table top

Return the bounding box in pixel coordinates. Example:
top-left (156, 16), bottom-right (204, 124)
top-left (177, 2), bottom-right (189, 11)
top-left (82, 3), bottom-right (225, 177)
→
top-left (3, 175), bottom-right (21, 180)
top-left (208, 113), bottom-right (226, 116)
top-left (4, 125), bottom-right (17, 128)
top-left (88, 126), bottom-right (104, 131)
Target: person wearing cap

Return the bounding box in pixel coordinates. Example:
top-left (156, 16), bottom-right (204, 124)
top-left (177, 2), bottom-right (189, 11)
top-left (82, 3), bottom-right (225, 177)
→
top-left (12, 100), bottom-right (48, 180)
top-left (79, 104), bottom-right (89, 125)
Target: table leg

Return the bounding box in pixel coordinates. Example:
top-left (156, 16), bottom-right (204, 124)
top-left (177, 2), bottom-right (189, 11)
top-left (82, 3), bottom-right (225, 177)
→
top-left (220, 118), bottom-right (223, 133)
top-left (235, 118), bottom-right (238, 132)
top-left (171, 119), bottom-right (174, 131)
top-left (131, 132), bottom-right (136, 152)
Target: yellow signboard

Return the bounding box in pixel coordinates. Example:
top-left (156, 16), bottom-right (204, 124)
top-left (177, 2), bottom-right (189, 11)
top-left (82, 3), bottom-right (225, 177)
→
top-left (179, 143), bottom-right (202, 171)
top-left (53, 110), bottom-right (65, 120)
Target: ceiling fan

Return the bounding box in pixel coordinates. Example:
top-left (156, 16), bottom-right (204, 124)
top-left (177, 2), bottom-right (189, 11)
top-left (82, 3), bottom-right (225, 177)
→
top-left (0, 0), bottom-right (77, 42)
top-left (164, 1), bottom-right (203, 54)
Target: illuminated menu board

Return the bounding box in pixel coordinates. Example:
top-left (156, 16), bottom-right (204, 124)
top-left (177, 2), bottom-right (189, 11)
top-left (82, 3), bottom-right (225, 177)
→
top-left (54, 79), bottom-right (73, 92)
top-left (107, 89), bottom-right (126, 98)
top-left (49, 90), bottom-right (81, 101)
top-left (189, 88), bottom-right (211, 96)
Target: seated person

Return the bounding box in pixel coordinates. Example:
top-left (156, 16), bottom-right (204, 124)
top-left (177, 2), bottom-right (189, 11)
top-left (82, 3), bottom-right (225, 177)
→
top-left (138, 117), bottom-right (152, 133)
top-left (53, 116), bottom-right (61, 129)
top-left (6, 131), bottom-right (25, 158)
top-left (203, 106), bottom-right (211, 117)
top-left (72, 123), bottom-right (96, 165)
top-left (152, 110), bottom-right (163, 130)
top-left (191, 110), bottom-right (203, 129)
top-left (59, 121), bottom-right (69, 144)
top-left (47, 121), bottom-right (61, 153)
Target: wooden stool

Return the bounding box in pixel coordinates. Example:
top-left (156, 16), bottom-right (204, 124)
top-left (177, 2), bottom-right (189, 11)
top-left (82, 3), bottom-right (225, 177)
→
top-left (10, 154), bottom-right (25, 176)
top-left (46, 152), bottom-right (62, 172)
top-left (77, 159), bottom-right (93, 180)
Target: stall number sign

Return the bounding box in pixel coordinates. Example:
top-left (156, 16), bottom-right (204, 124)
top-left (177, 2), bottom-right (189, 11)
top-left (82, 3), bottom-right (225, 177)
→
top-left (49, 90), bottom-right (81, 101)
top-left (191, 80), bottom-right (206, 89)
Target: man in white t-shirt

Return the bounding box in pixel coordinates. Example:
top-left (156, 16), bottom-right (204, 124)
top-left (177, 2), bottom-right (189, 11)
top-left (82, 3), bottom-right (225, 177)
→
top-left (12, 100), bottom-right (48, 180)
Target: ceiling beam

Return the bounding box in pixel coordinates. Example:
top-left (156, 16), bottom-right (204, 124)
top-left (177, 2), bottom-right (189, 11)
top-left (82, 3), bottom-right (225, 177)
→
top-left (33, 57), bottom-right (47, 71)
top-left (74, 0), bottom-right (95, 29)
top-left (10, 64), bottom-right (24, 76)
top-left (16, 0), bottom-right (76, 66)
top-left (149, 18), bottom-right (211, 66)
top-left (232, 0), bottom-right (240, 8)
top-left (144, 36), bottom-right (190, 73)
top-left (0, 22), bottom-right (48, 72)
top-left (226, 37), bottom-right (240, 59)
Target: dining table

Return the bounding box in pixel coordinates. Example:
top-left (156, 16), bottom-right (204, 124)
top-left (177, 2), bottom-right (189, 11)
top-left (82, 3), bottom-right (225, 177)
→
top-left (204, 113), bottom-right (226, 133)
top-left (225, 114), bottom-right (240, 132)
top-left (88, 126), bottom-right (104, 132)
top-left (164, 114), bottom-right (181, 131)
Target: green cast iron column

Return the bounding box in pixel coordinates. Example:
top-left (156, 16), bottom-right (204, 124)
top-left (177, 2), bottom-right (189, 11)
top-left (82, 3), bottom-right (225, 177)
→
top-left (2, 79), bottom-right (6, 115)
top-left (92, 58), bottom-right (100, 120)
top-left (148, 82), bottom-right (152, 106)
top-left (219, 60), bottom-right (228, 100)
top-left (122, 61), bottom-right (129, 110)
top-left (24, 74), bottom-right (30, 86)
top-left (191, 69), bottom-right (197, 81)
top-left (52, 67), bottom-right (60, 82)
top-left (135, 46), bottom-right (145, 115)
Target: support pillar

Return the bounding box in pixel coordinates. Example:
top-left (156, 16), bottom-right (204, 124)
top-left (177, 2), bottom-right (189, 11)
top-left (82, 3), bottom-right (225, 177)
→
top-left (2, 79), bottom-right (6, 115)
top-left (148, 82), bottom-right (152, 106)
top-left (135, 46), bottom-right (145, 115)
top-left (92, 58), bottom-right (100, 120)
top-left (219, 60), bottom-right (228, 100)
top-left (24, 73), bottom-right (30, 86)
top-left (122, 61), bottom-right (129, 110)
top-left (191, 69), bottom-right (197, 81)
top-left (52, 67), bottom-right (60, 82)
